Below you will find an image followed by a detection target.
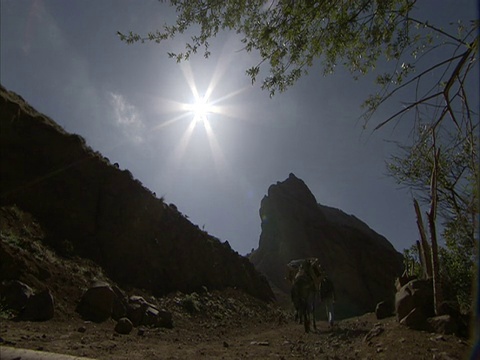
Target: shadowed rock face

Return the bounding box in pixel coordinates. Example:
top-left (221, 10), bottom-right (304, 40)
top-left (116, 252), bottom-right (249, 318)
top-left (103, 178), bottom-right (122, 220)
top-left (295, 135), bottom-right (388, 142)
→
top-left (249, 173), bottom-right (404, 318)
top-left (0, 85), bottom-right (274, 302)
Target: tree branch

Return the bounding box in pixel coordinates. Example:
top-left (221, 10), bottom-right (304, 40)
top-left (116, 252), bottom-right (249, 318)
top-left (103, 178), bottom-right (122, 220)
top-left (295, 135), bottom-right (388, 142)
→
top-left (407, 17), bottom-right (469, 45)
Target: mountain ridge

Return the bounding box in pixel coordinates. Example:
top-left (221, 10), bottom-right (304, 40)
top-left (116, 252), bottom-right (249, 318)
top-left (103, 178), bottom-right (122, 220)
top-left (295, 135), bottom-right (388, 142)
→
top-left (318, 204), bottom-right (398, 252)
top-left (0, 84), bottom-right (274, 302)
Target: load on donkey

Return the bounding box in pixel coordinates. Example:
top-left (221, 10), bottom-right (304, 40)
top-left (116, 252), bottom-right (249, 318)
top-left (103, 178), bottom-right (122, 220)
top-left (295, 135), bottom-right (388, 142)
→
top-left (286, 258), bottom-right (335, 333)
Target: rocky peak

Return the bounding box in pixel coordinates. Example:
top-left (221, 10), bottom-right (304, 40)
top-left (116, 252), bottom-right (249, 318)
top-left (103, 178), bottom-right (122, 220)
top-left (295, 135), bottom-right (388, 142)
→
top-left (262, 173), bottom-right (323, 218)
top-left (250, 174), bottom-right (404, 319)
top-left (258, 173), bottom-right (325, 253)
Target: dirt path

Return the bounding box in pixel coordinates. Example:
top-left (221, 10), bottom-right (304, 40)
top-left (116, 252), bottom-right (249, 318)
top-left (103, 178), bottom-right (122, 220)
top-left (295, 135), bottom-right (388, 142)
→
top-left (1, 313), bottom-right (471, 360)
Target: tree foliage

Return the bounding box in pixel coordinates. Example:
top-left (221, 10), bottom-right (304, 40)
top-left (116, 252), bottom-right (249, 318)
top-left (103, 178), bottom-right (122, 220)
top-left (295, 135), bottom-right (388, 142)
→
top-left (388, 124), bottom-right (478, 251)
top-left (389, 122), bottom-right (478, 311)
top-left (118, 1), bottom-right (478, 127)
top-left (403, 246), bottom-right (422, 278)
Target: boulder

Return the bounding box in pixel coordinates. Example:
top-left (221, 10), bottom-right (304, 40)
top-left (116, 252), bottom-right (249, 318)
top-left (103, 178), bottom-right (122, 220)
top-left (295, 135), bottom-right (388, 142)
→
top-left (126, 295), bottom-right (173, 328)
top-left (144, 306), bottom-right (173, 328)
top-left (395, 278), bottom-right (434, 323)
top-left (395, 270), bottom-right (417, 291)
top-left (158, 308), bottom-right (173, 328)
top-left (399, 307), bottom-right (428, 330)
top-left (395, 286), bottom-right (415, 321)
top-left (436, 302), bottom-right (470, 337)
top-left (76, 282), bottom-right (115, 322)
top-left (375, 301), bottom-right (393, 320)
top-left (0, 280), bottom-right (33, 312)
top-left (19, 288), bottom-right (54, 321)
top-left (111, 285), bottom-right (127, 320)
top-left (115, 317), bottom-right (133, 334)
top-left (427, 315), bottom-right (458, 335)
top-left (126, 296), bottom-right (149, 326)
top-left (142, 306), bottom-right (160, 326)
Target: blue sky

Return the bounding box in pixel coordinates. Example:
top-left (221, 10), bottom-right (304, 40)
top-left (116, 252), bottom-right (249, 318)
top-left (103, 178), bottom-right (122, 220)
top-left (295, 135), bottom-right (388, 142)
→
top-left (1, 0), bottom-right (477, 255)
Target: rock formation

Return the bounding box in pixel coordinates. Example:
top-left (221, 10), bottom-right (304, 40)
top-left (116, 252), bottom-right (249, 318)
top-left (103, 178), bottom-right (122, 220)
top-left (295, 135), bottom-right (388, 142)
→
top-left (0, 85), bottom-right (273, 302)
top-left (249, 173), bottom-right (404, 318)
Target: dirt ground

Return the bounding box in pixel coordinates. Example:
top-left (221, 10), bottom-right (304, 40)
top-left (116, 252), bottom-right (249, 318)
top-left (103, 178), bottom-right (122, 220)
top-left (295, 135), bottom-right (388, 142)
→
top-left (0, 206), bottom-right (475, 359)
top-left (1, 305), bottom-right (473, 360)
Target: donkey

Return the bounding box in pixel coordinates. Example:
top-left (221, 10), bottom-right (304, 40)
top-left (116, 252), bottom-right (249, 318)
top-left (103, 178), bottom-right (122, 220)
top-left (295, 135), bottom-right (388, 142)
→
top-left (287, 258), bottom-right (335, 331)
top-left (290, 259), bottom-right (318, 333)
top-left (286, 258), bottom-right (312, 323)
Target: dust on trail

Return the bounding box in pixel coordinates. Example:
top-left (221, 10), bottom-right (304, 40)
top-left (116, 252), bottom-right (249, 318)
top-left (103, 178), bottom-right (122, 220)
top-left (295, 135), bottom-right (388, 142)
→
top-left (0, 313), bottom-right (471, 360)
top-left (1, 347), bottom-right (96, 360)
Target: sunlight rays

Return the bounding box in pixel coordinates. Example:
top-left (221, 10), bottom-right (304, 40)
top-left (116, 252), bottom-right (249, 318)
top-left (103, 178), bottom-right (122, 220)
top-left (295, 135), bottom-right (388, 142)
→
top-left (146, 37), bottom-right (255, 192)
top-left (150, 111), bottom-right (192, 132)
top-left (170, 119), bottom-right (197, 167)
top-left (150, 59), bottom-right (250, 133)
top-left (179, 60), bottom-right (238, 126)
top-left (204, 119), bottom-right (230, 179)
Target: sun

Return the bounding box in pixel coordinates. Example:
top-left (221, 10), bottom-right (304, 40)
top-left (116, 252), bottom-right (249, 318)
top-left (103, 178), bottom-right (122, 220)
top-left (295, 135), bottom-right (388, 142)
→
top-left (188, 95), bottom-right (213, 123)
top-left (149, 57), bottom-right (250, 187)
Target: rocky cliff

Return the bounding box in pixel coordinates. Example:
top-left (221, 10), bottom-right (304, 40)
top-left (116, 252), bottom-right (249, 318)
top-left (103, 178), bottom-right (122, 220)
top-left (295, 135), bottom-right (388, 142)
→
top-left (0, 85), bottom-right (274, 302)
top-left (249, 173), bottom-right (404, 318)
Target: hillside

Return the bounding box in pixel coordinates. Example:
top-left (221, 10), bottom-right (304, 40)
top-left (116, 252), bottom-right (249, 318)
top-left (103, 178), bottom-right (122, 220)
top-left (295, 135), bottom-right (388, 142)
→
top-left (0, 85), bottom-right (273, 302)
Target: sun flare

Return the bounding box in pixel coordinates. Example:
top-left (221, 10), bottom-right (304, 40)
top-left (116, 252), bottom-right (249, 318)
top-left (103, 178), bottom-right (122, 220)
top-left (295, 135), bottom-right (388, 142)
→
top-left (150, 53), bottom-right (251, 190)
top-left (189, 96), bottom-right (213, 123)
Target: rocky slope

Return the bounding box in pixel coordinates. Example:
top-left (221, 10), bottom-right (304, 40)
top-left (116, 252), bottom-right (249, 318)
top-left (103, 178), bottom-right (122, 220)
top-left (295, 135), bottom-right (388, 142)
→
top-left (250, 173), bottom-right (404, 319)
top-left (0, 85), bottom-right (273, 302)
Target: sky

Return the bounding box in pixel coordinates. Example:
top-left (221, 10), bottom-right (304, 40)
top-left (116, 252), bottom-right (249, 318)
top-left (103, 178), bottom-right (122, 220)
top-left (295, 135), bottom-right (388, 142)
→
top-left (1, 0), bottom-right (478, 255)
